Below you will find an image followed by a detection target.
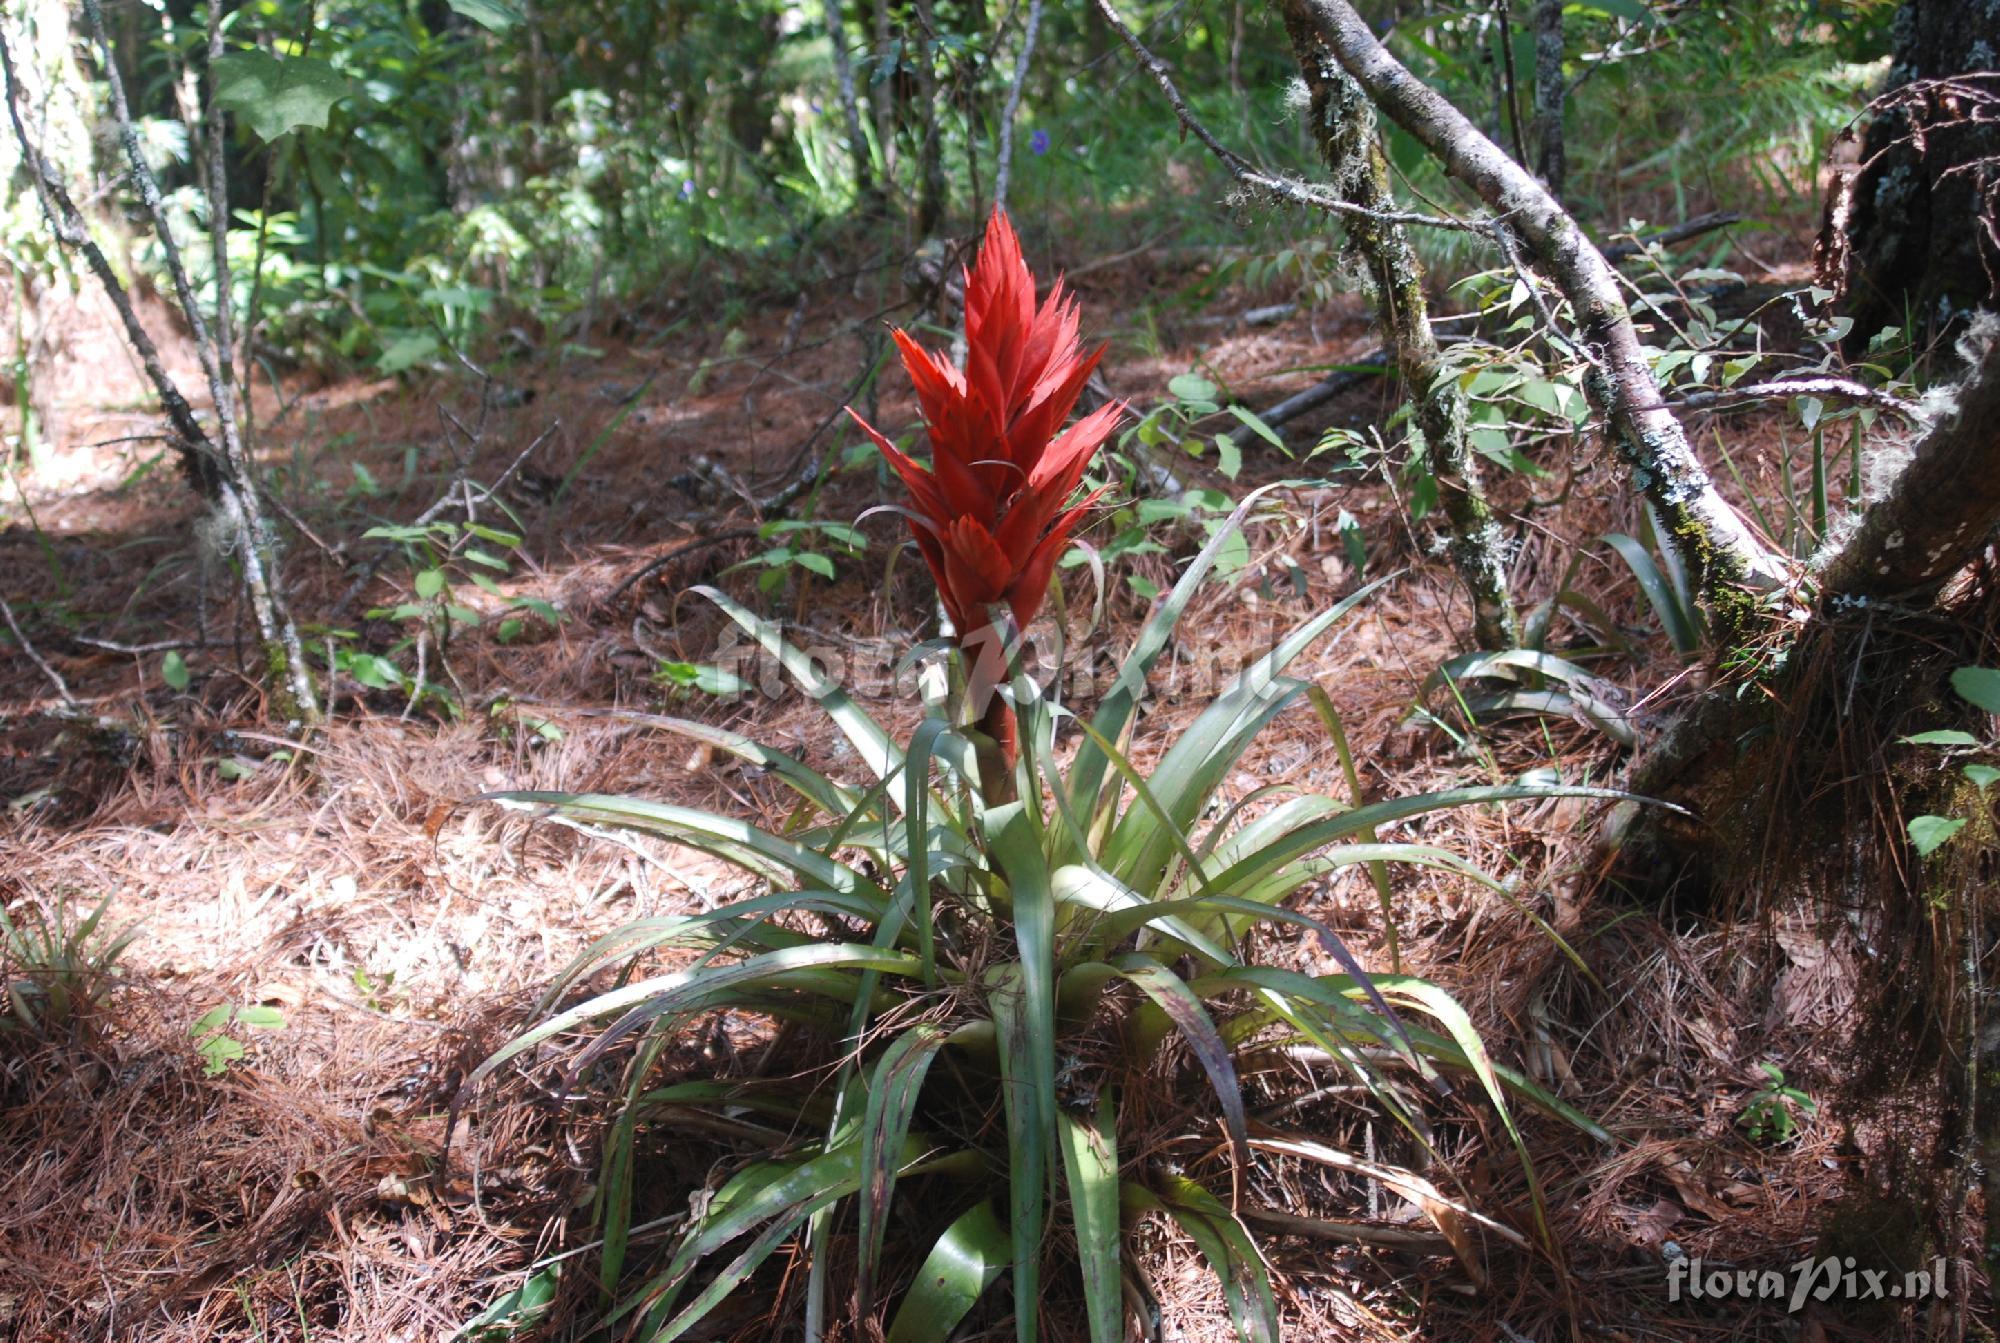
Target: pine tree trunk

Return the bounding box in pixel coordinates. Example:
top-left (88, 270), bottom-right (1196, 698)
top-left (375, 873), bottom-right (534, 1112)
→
top-left (1833, 0), bottom-right (2000, 348)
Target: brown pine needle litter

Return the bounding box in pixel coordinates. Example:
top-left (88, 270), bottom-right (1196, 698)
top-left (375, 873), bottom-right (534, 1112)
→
top-left (0, 257), bottom-right (1975, 1341)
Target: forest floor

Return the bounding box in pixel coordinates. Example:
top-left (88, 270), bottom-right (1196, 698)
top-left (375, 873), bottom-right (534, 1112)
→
top-left (0, 234), bottom-right (1971, 1341)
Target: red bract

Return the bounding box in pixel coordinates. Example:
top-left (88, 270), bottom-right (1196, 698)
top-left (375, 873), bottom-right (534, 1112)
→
top-left (848, 209), bottom-right (1122, 647)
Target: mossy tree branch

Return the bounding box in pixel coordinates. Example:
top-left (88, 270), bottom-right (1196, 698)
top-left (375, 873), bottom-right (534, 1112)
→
top-left (1278, 3), bottom-right (1519, 649)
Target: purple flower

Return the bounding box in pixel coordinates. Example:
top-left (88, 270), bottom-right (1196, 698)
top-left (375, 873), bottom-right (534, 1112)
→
top-left (679, 179), bottom-right (696, 202)
top-left (1029, 129), bottom-right (1050, 157)
top-left (810, 100), bottom-right (823, 114)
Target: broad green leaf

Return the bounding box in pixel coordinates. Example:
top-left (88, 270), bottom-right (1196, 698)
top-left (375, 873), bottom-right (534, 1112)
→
top-left (1227, 404), bottom-right (1287, 450)
top-left (1966, 765), bottom-right (2000, 792)
top-left (1213, 432), bottom-right (1242, 480)
top-left (448, 0), bottom-right (523, 31)
top-left (212, 52), bottom-right (358, 142)
top-left (161, 650), bottom-right (190, 691)
top-left (1952, 666), bottom-right (2000, 716)
top-left (1905, 730), bottom-right (1982, 747)
top-left (1909, 814), bottom-right (1966, 856)
top-left (1056, 1093), bottom-right (1123, 1343)
top-left (884, 1202), bottom-right (1010, 1343)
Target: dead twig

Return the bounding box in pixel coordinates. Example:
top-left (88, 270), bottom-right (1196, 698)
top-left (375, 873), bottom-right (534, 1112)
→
top-left (1, 597), bottom-right (75, 708)
top-left (604, 530), bottom-right (760, 610)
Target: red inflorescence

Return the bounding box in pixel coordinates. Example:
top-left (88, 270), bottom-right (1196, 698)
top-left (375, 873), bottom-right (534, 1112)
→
top-left (848, 209), bottom-right (1123, 649)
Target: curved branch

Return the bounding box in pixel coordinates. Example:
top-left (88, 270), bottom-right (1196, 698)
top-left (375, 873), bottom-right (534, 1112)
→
top-left (1289, 0), bottom-right (1790, 602)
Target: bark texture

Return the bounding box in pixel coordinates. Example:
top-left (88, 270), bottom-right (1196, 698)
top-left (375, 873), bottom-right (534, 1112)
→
top-left (824, 0), bottom-right (877, 204)
top-left (1290, 0), bottom-right (1790, 610)
top-left (1835, 0), bottom-right (2000, 348)
top-left (1279, 3), bottom-right (1519, 649)
top-left (1530, 0), bottom-right (1565, 197)
top-left (1819, 327), bottom-right (2000, 602)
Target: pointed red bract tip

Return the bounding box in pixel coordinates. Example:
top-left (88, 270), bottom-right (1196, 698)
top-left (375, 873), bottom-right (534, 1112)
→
top-left (846, 207), bottom-right (1124, 645)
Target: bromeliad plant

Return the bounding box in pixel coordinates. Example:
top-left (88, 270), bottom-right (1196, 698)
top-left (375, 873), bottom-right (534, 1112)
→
top-left (465, 211), bottom-right (1616, 1343)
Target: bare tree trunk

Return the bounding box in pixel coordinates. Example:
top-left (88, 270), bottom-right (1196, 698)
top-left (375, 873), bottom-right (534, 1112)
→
top-left (910, 0), bottom-right (947, 235)
top-left (991, 0), bottom-right (1043, 214)
top-left (874, 0), bottom-right (896, 186)
top-left (36, 1), bottom-right (319, 722)
top-left (824, 0), bottom-right (878, 206)
top-left (1530, 0), bottom-right (1565, 197)
top-left (1279, 3), bottom-right (1519, 649)
top-left (1287, 0), bottom-right (1789, 617)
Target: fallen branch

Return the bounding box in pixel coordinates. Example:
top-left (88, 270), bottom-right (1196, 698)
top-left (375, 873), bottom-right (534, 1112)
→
top-left (1676, 375), bottom-right (1920, 420)
top-left (1602, 210), bottom-right (1742, 262)
top-left (604, 530), bottom-right (760, 609)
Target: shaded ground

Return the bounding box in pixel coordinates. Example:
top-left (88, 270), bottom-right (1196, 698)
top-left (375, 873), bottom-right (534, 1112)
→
top-left (0, 233), bottom-right (1977, 1340)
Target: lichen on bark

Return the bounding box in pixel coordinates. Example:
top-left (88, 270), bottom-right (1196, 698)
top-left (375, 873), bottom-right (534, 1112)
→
top-left (1280, 1), bottom-right (1520, 649)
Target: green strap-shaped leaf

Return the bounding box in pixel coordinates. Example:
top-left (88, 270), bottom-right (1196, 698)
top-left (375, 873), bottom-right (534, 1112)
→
top-left (1113, 955), bottom-right (1248, 1166)
top-left (857, 1025), bottom-right (951, 1312)
top-left (1123, 1180), bottom-right (1277, 1343)
top-left (483, 790), bottom-right (880, 896)
top-left (884, 1201), bottom-right (1011, 1343)
top-left (983, 960), bottom-right (1047, 1343)
top-left (1057, 1093), bottom-right (1125, 1343)
top-left (466, 944), bottom-right (922, 1093)
top-left (1203, 784), bottom-right (1647, 896)
top-left (572, 708), bottom-right (866, 817)
top-left (1069, 484), bottom-right (1294, 835)
top-left (695, 585), bottom-right (907, 803)
top-left (1100, 576), bottom-right (1391, 889)
top-left (1604, 532), bottom-right (1700, 653)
